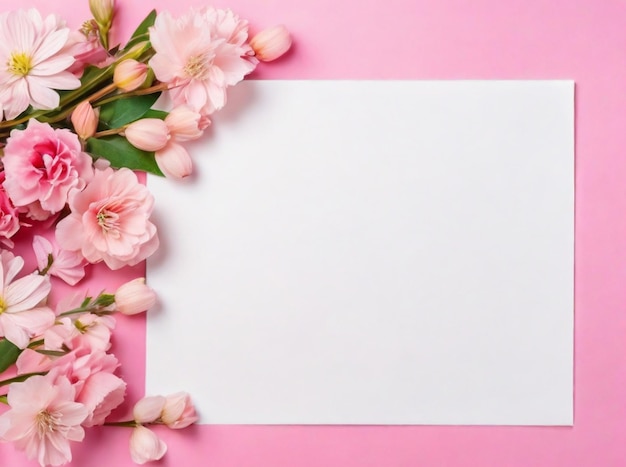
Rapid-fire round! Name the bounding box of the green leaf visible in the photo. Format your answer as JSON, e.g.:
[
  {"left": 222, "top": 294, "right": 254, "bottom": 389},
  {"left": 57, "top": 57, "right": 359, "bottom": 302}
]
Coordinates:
[
  {"left": 142, "top": 109, "right": 168, "bottom": 120},
  {"left": 0, "top": 339, "right": 21, "bottom": 373},
  {"left": 98, "top": 93, "right": 161, "bottom": 129},
  {"left": 87, "top": 135, "right": 164, "bottom": 176},
  {"left": 123, "top": 10, "right": 157, "bottom": 51}
]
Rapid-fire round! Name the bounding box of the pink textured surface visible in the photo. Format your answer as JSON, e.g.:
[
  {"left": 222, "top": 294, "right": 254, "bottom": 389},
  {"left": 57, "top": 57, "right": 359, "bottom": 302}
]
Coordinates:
[{"left": 1, "top": 0, "right": 625, "bottom": 466}]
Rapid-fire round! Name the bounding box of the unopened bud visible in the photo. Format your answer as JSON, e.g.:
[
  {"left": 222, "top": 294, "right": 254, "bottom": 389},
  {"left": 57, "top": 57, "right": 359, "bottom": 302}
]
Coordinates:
[
  {"left": 250, "top": 25, "right": 292, "bottom": 62},
  {"left": 114, "top": 59, "right": 148, "bottom": 92},
  {"left": 71, "top": 101, "right": 99, "bottom": 139}
]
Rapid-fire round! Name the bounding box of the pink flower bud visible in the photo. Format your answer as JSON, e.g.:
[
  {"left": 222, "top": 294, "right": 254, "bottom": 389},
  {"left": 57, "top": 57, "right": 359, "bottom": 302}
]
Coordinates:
[
  {"left": 133, "top": 395, "right": 166, "bottom": 424},
  {"left": 155, "top": 143, "right": 193, "bottom": 179},
  {"left": 165, "top": 106, "right": 210, "bottom": 142},
  {"left": 89, "top": 0, "right": 114, "bottom": 27},
  {"left": 129, "top": 425, "right": 167, "bottom": 465},
  {"left": 114, "top": 278, "right": 157, "bottom": 315},
  {"left": 114, "top": 59, "right": 148, "bottom": 91},
  {"left": 250, "top": 25, "right": 292, "bottom": 62},
  {"left": 125, "top": 119, "right": 170, "bottom": 152},
  {"left": 161, "top": 392, "right": 199, "bottom": 429},
  {"left": 71, "top": 100, "right": 99, "bottom": 139}
]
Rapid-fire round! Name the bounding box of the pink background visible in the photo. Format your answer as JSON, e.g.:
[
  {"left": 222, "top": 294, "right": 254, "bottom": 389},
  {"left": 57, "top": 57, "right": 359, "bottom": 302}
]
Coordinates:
[{"left": 1, "top": 0, "right": 625, "bottom": 465}]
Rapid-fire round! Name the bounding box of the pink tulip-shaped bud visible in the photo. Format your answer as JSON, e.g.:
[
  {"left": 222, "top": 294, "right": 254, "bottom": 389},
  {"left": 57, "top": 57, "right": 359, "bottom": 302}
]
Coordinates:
[
  {"left": 89, "top": 0, "right": 114, "bottom": 27},
  {"left": 155, "top": 143, "right": 193, "bottom": 179},
  {"left": 125, "top": 119, "right": 170, "bottom": 152},
  {"left": 133, "top": 395, "right": 166, "bottom": 424},
  {"left": 249, "top": 25, "right": 292, "bottom": 62},
  {"left": 165, "top": 106, "right": 210, "bottom": 142},
  {"left": 161, "top": 392, "right": 199, "bottom": 429},
  {"left": 114, "top": 59, "right": 148, "bottom": 91},
  {"left": 114, "top": 278, "right": 157, "bottom": 315},
  {"left": 129, "top": 425, "right": 167, "bottom": 465},
  {"left": 71, "top": 100, "right": 99, "bottom": 140}
]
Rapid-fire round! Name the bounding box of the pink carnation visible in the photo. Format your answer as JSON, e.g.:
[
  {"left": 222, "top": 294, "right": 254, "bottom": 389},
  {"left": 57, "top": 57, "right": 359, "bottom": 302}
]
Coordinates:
[
  {"left": 55, "top": 166, "right": 159, "bottom": 270},
  {"left": 149, "top": 7, "right": 256, "bottom": 115},
  {"left": 0, "top": 172, "right": 20, "bottom": 246},
  {"left": 2, "top": 120, "right": 94, "bottom": 221}
]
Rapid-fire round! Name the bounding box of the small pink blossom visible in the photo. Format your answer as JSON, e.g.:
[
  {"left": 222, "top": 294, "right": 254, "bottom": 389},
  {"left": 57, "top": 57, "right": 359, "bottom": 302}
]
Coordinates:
[
  {"left": 161, "top": 392, "right": 198, "bottom": 429},
  {"left": 55, "top": 166, "right": 159, "bottom": 270},
  {"left": 0, "top": 251, "right": 54, "bottom": 349},
  {"left": 114, "top": 59, "right": 148, "bottom": 91},
  {"left": 63, "top": 27, "right": 110, "bottom": 76},
  {"left": 43, "top": 314, "right": 114, "bottom": 352},
  {"left": 33, "top": 235, "right": 87, "bottom": 286},
  {"left": 165, "top": 106, "right": 210, "bottom": 142},
  {"left": 0, "top": 172, "right": 20, "bottom": 247},
  {"left": 71, "top": 100, "right": 99, "bottom": 140},
  {"left": 0, "top": 374, "right": 88, "bottom": 466},
  {"left": 250, "top": 25, "right": 292, "bottom": 62},
  {"left": 133, "top": 395, "right": 166, "bottom": 424},
  {"left": 149, "top": 7, "right": 256, "bottom": 115},
  {"left": 155, "top": 142, "right": 193, "bottom": 179},
  {"left": 2, "top": 120, "right": 94, "bottom": 221},
  {"left": 115, "top": 278, "right": 157, "bottom": 315},
  {"left": 129, "top": 425, "right": 167, "bottom": 464},
  {"left": 0, "top": 9, "right": 81, "bottom": 120},
  {"left": 125, "top": 118, "right": 170, "bottom": 151}
]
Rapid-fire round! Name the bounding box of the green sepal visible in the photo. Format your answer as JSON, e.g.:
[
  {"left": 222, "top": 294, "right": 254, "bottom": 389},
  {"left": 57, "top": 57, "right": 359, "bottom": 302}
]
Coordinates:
[{"left": 87, "top": 135, "right": 164, "bottom": 176}]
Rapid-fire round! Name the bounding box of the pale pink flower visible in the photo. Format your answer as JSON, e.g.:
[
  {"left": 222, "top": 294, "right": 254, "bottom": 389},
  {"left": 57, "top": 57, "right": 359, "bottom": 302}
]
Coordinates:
[
  {"left": 155, "top": 142, "right": 193, "bottom": 179},
  {"left": 55, "top": 166, "right": 159, "bottom": 270},
  {"left": 0, "top": 251, "right": 54, "bottom": 349},
  {"left": 71, "top": 100, "right": 99, "bottom": 140},
  {"left": 165, "top": 105, "right": 209, "bottom": 142},
  {"left": 2, "top": 120, "right": 94, "bottom": 221},
  {"left": 63, "top": 27, "right": 110, "bottom": 76},
  {"left": 0, "top": 374, "right": 88, "bottom": 466},
  {"left": 161, "top": 392, "right": 198, "bottom": 429},
  {"left": 250, "top": 25, "right": 292, "bottom": 62},
  {"left": 149, "top": 7, "right": 256, "bottom": 115},
  {"left": 43, "top": 314, "right": 114, "bottom": 352},
  {"left": 114, "top": 59, "right": 148, "bottom": 91},
  {"left": 129, "top": 425, "right": 167, "bottom": 464},
  {"left": 0, "top": 172, "right": 20, "bottom": 247},
  {"left": 77, "top": 368, "right": 126, "bottom": 427},
  {"left": 115, "top": 278, "right": 157, "bottom": 315},
  {"left": 0, "top": 9, "right": 81, "bottom": 120},
  {"left": 33, "top": 235, "right": 87, "bottom": 286},
  {"left": 133, "top": 395, "right": 166, "bottom": 424},
  {"left": 125, "top": 118, "right": 170, "bottom": 151}
]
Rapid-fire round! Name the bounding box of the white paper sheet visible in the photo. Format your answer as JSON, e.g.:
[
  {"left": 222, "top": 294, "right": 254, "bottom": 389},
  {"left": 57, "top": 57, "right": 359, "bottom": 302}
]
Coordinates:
[{"left": 146, "top": 80, "right": 574, "bottom": 425}]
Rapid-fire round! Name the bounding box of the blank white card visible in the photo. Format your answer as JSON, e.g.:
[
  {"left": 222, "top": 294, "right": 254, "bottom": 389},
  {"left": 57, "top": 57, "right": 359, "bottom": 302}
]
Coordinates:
[{"left": 146, "top": 81, "right": 574, "bottom": 425}]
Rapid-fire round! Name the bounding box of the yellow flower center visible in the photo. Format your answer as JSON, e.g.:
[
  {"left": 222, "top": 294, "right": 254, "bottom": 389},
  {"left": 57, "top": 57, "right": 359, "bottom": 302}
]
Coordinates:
[
  {"left": 7, "top": 51, "right": 33, "bottom": 77},
  {"left": 0, "top": 296, "right": 6, "bottom": 314},
  {"left": 184, "top": 54, "right": 208, "bottom": 79},
  {"left": 36, "top": 410, "right": 60, "bottom": 435}
]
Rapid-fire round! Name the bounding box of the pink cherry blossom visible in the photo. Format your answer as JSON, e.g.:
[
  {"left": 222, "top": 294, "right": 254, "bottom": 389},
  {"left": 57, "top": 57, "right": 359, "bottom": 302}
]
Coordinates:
[
  {"left": 149, "top": 7, "right": 256, "bottom": 115},
  {"left": 2, "top": 120, "right": 94, "bottom": 221},
  {"left": 129, "top": 425, "right": 167, "bottom": 464},
  {"left": 0, "top": 374, "right": 88, "bottom": 466},
  {"left": 0, "top": 9, "right": 81, "bottom": 120},
  {"left": 0, "top": 250, "right": 54, "bottom": 349},
  {"left": 0, "top": 172, "right": 20, "bottom": 247},
  {"left": 55, "top": 166, "right": 159, "bottom": 270},
  {"left": 43, "top": 314, "right": 114, "bottom": 352},
  {"left": 33, "top": 235, "right": 87, "bottom": 286}
]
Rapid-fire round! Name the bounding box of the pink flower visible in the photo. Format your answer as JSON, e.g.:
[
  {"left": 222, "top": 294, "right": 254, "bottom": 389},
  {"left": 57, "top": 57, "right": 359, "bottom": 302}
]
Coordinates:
[
  {"left": 114, "top": 59, "right": 148, "bottom": 91},
  {"left": 129, "top": 425, "right": 167, "bottom": 464},
  {"left": 133, "top": 395, "right": 166, "bottom": 424},
  {"left": 0, "top": 172, "right": 20, "bottom": 247},
  {"left": 2, "top": 120, "right": 94, "bottom": 221},
  {"left": 165, "top": 106, "right": 209, "bottom": 142},
  {"left": 250, "top": 25, "right": 292, "bottom": 62},
  {"left": 0, "top": 374, "right": 88, "bottom": 466},
  {"left": 155, "top": 142, "right": 193, "bottom": 179},
  {"left": 43, "top": 314, "right": 114, "bottom": 352},
  {"left": 71, "top": 100, "right": 99, "bottom": 140},
  {"left": 149, "top": 7, "right": 256, "bottom": 115},
  {"left": 33, "top": 235, "right": 87, "bottom": 286},
  {"left": 0, "top": 9, "right": 81, "bottom": 120},
  {"left": 115, "top": 278, "right": 157, "bottom": 315},
  {"left": 125, "top": 118, "right": 170, "bottom": 151},
  {"left": 55, "top": 166, "right": 159, "bottom": 270},
  {"left": 63, "top": 27, "right": 110, "bottom": 76},
  {"left": 0, "top": 251, "right": 54, "bottom": 349},
  {"left": 161, "top": 392, "right": 198, "bottom": 429},
  {"left": 77, "top": 367, "right": 126, "bottom": 427}
]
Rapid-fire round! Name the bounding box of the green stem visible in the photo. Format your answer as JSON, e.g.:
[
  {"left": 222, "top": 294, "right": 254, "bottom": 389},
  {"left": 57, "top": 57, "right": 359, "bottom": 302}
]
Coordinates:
[
  {"left": 104, "top": 420, "right": 138, "bottom": 428},
  {"left": 0, "top": 372, "right": 46, "bottom": 387},
  {"left": 0, "top": 395, "right": 7, "bottom": 404}
]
